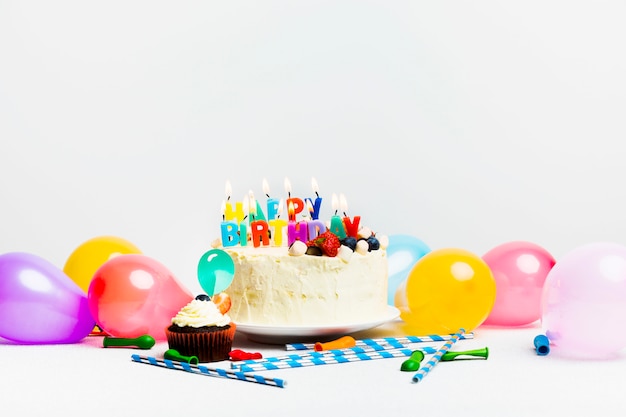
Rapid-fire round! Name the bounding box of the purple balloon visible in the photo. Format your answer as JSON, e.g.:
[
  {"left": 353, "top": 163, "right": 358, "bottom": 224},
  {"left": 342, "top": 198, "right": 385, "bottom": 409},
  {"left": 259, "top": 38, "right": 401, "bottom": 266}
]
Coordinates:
[
  {"left": 0, "top": 252, "right": 95, "bottom": 344},
  {"left": 541, "top": 242, "right": 626, "bottom": 359}
]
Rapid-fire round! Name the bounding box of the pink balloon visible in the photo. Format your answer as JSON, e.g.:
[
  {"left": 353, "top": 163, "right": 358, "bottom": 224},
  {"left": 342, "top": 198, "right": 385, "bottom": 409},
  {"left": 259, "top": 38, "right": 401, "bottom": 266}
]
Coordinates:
[
  {"left": 542, "top": 242, "right": 626, "bottom": 359},
  {"left": 482, "top": 241, "right": 555, "bottom": 327},
  {"left": 88, "top": 254, "right": 193, "bottom": 340}
]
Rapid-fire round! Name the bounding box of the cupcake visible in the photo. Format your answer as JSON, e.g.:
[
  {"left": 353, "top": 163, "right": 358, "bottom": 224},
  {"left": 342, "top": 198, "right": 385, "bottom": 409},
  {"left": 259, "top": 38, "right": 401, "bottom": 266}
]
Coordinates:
[{"left": 165, "top": 293, "right": 236, "bottom": 362}]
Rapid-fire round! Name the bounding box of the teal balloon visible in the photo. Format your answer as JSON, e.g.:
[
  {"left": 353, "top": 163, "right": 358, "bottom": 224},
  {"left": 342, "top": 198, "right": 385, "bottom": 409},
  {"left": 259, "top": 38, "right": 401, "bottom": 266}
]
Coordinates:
[
  {"left": 387, "top": 235, "right": 431, "bottom": 305},
  {"left": 197, "top": 249, "right": 235, "bottom": 296}
]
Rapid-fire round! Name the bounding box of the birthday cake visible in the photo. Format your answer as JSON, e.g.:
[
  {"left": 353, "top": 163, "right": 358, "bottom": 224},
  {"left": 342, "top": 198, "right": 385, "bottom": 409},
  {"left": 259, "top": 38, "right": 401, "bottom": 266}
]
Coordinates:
[{"left": 214, "top": 179, "right": 389, "bottom": 326}]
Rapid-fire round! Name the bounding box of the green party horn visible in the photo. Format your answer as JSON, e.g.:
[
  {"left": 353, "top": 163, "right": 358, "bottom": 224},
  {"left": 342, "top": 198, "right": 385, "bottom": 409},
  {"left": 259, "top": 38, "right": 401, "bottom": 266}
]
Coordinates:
[
  {"left": 441, "top": 347, "right": 489, "bottom": 361},
  {"left": 164, "top": 349, "right": 199, "bottom": 365},
  {"left": 400, "top": 350, "right": 425, "bottom": 372},
  {"left": 103, "top": 335, "right": 156, "bottom": 349}
]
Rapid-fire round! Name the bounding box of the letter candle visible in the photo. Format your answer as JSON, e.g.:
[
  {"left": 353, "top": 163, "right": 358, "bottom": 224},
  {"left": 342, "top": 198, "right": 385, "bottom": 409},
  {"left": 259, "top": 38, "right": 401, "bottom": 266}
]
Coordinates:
[
  {"left": 339, "top": 194, "right": 360, "bottom": 238},
  {"left": 329, "top": 193, "right": 347, "bottom": 239},
  {"left": 287, "top": 201, "right": 308, "bottom": 246},
  {"left": 309, "top": 177, "right": 322, "bottom": 220}
]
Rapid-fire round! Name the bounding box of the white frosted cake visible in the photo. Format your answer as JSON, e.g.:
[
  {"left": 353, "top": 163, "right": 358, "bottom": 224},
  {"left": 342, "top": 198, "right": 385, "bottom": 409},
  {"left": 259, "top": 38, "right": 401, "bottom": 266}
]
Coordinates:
[
  {"left": 216, "top": 179, "right": 389, "bottom": 326},
  {"left": 224, "top": 244, "right": 388, "bottom": 326}
]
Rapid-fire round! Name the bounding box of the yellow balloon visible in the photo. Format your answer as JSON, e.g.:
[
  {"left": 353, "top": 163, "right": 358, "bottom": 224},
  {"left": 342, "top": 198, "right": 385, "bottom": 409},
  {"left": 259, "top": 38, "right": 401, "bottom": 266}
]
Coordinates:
[
  {"left": 396, "top": 247, "right": 496, "bottom": 335},
  {"left": 63, "top": 236, "right": 142, "bottom": 293}
]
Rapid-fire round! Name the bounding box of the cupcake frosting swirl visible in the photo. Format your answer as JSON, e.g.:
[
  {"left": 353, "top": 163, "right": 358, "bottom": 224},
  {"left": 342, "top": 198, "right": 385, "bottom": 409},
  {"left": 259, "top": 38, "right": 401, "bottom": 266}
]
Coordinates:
[{"left": 171, "top": 299, "right": 231, "bottom": 328}]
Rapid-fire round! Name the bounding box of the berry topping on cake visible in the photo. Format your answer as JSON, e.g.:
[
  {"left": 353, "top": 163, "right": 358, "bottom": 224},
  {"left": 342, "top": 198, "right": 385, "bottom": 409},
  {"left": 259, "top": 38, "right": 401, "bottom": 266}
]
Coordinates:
[
  {"left": 340, "top": 236, "right": 358, "bottom": 251},
  {"left": 366, "top": 236, "right": 380, "bottom": 251},
  {"left": 212, "top": 292, "right": 232, "bottom": 314},
  {"left": 195, "top": 294, "right": 211, "bottom": 301},
  {"left": 305, "top": 246, "right": 323, "bottom": 256},
  {"left": 306, "top": 231, "right": 341, "bottom": 257}
]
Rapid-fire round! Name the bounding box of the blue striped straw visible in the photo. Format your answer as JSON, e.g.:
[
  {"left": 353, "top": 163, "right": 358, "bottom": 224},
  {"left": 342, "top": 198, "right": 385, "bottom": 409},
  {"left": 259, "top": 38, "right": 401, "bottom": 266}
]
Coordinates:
[
  {"left": 233, "top": 347, "right": 427, "bottom": 372},
  {"left": 285, "top": 332, "right": 474, "bottom": 351},
  {"left": 131, "top": 355, "right": 286, "bottom": 388},
  {"left": 232, "top": 344, "right": 440, "bottom": 369},
  {"left": 412, "top": 328, "right": 465, "bottom": 383}
]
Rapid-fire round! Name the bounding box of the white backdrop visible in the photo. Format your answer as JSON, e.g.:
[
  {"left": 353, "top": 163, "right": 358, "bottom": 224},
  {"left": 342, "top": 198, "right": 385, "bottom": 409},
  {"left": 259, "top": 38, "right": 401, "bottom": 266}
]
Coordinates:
[
  {"left": 3, "top": 2, "right": 626, "bottom": 416},
  {"left": 3, "top": 1, "right": 626, "bottom": 296}
]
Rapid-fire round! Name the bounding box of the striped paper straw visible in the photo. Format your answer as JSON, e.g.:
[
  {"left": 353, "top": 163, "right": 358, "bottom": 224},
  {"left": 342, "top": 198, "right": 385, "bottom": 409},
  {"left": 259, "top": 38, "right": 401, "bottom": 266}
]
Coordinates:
[
  {"left": 231, "top": 345, "right": 440, "bottom": 369},
  {"left": 233, "top": 347, "right": 421, "bottom": 372},
  {"left": 131, "top": 355, "right": 286, "bottom": 388},
  {"left": 285, "top": 332, "right": 474, "bottom": 351},
  {"left": 412, "top": 328, "right": 465, "bottom": 383}
]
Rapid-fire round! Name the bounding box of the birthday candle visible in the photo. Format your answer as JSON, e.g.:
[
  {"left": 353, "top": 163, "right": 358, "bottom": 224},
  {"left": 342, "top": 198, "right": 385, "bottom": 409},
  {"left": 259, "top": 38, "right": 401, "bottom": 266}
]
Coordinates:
[
  {"left": 309, "top": 177, "right": 323, "bottom": 220},
  {"left": 329, "top": 193, "right": 347, "bottom": 239}
]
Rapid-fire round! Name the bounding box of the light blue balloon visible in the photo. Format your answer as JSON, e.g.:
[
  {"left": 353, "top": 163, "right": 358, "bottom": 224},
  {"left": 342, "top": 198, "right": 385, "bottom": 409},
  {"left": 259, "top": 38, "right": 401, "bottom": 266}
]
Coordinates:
[{"left": 386, "top": 235, "right": 431, "bottom": 305}]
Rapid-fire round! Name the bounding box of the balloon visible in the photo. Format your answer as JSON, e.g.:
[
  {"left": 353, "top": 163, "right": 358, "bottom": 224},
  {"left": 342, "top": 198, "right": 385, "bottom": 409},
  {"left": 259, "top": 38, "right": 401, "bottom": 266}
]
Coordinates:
[
  {"left": 0, "top": 252, "right": 95, "bottom": 344},
  {"left": 63, "top": 236, "right": 142, "bottom": 293},
  {"left": 88, "top": 254, "right": 193, "bottom": 340},
  {"left": 541, "top": 242, "right": 626, "bottom": 359},
  {"left": 386, "top": 235, "right": 431, "bottom": 305},
  {"left": 482, "top": 241, "right": 555, "bottom": 327},
  {"left": 395, "top": 248, "right": 496, "bottom": 335},
  {"left": 197, "top": 249, "right": 235, "bottom": 296}
]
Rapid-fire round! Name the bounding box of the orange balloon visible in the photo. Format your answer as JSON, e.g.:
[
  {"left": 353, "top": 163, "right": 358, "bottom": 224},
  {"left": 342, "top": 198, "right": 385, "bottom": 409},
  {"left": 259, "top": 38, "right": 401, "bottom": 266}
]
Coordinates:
[
  {"left": 395, "top": 248, "right": 496, "bottom": 335},
  {"left": 63, "top": 236, "right": 142, "bottom": 293}
]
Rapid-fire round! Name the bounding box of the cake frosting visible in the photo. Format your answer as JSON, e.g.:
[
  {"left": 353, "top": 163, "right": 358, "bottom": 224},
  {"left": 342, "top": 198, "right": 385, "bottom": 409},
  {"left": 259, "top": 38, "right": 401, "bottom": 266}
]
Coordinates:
[
  {"left": 171, "top": 298, "right": 231, "bottom": 328},
  {"left": 215, "top": 179, "right": 389, "bottom": 327},
  {"left": 224, "top": 245, "right": 388, "bottom": 326}
]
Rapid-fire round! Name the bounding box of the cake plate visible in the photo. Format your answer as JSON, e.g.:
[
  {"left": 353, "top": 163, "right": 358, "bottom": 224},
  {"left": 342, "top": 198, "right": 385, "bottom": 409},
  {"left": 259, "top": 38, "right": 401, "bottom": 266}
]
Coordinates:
[{"left": 234, "top": 305, "right": 400, "bottom": 344}]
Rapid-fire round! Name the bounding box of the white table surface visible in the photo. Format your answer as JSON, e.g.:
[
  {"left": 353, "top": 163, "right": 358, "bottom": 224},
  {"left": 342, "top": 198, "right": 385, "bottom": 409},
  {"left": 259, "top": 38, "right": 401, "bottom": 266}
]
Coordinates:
[{"left": 2, "top": 318, "right": 625, "bottom": 417}]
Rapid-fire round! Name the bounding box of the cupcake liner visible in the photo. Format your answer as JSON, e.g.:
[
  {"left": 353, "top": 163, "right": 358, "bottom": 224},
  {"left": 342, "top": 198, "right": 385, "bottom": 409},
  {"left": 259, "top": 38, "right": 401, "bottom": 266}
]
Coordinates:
[{"left": 165, "top": 323, "right": 236, "bottom": 363}]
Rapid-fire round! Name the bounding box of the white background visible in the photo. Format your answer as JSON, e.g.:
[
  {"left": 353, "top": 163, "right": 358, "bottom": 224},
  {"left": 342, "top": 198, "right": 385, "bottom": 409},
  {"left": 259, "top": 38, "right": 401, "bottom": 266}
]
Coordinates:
[{"left": 2, "top": 1, "right": 626, "bottom": 416}]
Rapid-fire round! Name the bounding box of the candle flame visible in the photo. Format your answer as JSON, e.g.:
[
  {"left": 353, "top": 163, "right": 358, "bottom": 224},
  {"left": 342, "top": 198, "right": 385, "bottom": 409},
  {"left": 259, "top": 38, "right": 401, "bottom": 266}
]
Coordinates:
[
  {"left": 248, "top": 190, "right": 257, "bottom": 215},
  {"left": 284, "top": 178, "right": 292, "bottom": 195},
  {"left": 331, "top": 193, "right": 338, "bottom": 211},
  {"left": 311, "top": 177, "right": 319, "bottom": 194},
  {"left": 242, "top": 195, "right": 249, "bottom": 213},
  {"left": 288, "top": 200, "right": 295, "bottom": 221},
  {"left": 339, "top": 193, "right": 348, "bottom": 216},
  {"left": 225, "top": 181, "right": 232, "bottom": 200},
  {"left": 263, "top": 178, "right": 270, "bottom": 196}
]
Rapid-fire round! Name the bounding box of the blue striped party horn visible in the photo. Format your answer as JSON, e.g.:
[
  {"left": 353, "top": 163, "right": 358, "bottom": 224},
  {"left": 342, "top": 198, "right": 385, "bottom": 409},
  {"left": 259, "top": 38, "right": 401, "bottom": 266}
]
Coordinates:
[
  {"left": 412, "top": 328, "right": 465, "bottom": 383},
  {"left": 285, "top": 332, "right": 474, "bottom": 351},
  {"left": 131, "top": 355, "right": 286, "bottom": 388},
  {"left": 233, "top": 347, "right": 424, "bottom": 372},
  {"left": 231, "top": 344, "right": 440, "bottom": 369}
]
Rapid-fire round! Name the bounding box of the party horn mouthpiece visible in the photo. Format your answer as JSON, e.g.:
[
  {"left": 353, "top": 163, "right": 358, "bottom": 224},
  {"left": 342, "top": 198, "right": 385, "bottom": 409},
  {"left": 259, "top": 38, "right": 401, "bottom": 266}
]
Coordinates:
[
  {"left": 314, "top": 336, "right": 356, "bottom": 351},
  {"left": 440, "top": 347, "right": 489, "bottom": 361},
  {"left": 103, "top": 335, "right": 156, "bottom": 349},
  {"left": 401, "top": 350, "right": 425, "bottom": 372},
  {"left": 534, "top": 335, "right": 550, "bottom": 356},
  {"left": 164, "top": 349, "right": 199, "bottom": 364}
]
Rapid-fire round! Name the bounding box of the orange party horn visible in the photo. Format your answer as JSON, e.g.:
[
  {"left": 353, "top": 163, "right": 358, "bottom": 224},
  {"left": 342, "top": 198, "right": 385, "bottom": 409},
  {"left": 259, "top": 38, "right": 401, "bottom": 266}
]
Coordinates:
[{"left": 314, "top": 336, "right": 356, "bottom": 351}]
